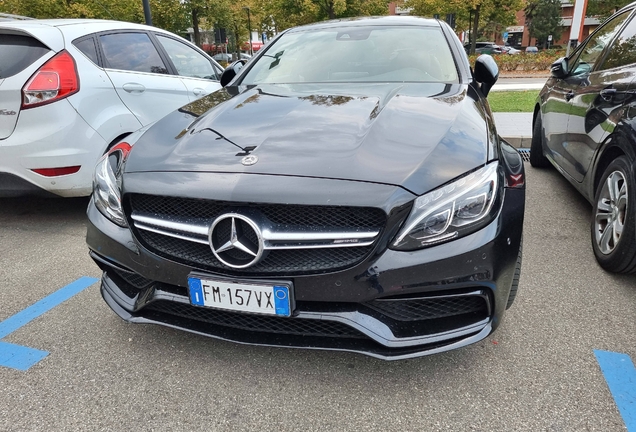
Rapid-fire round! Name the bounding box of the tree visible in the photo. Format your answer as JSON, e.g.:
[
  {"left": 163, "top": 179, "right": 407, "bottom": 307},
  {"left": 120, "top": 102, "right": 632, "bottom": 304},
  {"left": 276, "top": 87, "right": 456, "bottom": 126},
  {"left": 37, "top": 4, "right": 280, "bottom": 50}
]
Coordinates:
[
  {"left": 0, "top": 0, "right": 186, "bottom": 33},
  {"left": 405, "top": 0, "right": 522, "bottom": 53},
  {"left": 525, "top": 0, "right": 561, "bottom": 48},
  {"left": 261, "top": 0, "right": 388, "bottom": 31},
  {"left": 587, "top": 0, "right": 632, "bottom": 22},
  {"left": 151, "top": 0, "right": 189, "bottom": 34}
]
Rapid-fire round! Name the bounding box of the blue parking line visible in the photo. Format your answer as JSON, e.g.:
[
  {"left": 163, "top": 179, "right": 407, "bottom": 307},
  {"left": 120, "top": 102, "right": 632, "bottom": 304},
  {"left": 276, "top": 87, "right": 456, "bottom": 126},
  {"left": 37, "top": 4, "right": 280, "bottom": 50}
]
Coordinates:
[
  {"left": 595, "top": 350, "right": 636, "bottom": 432},
  {"left": 0, "top": 341, "right": 49, "bottom": 371},
  {"left": 0, "top": 276, "right": 98, "bottom": 371}
]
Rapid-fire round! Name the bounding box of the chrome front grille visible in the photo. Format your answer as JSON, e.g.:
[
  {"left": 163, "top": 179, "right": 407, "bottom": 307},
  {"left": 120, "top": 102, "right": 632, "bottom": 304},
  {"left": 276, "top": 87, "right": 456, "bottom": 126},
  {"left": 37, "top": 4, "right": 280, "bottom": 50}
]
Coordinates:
[
  {"left": 127, "top": 194, "right": 386, "bottom": 276},
  {"left": 131, "top": 213, "right": 380, "bottom": 251}
]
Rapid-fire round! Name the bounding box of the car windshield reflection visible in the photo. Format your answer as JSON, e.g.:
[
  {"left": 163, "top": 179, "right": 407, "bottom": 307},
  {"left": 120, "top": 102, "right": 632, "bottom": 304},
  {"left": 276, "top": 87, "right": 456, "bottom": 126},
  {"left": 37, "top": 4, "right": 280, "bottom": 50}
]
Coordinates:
[{"left": 241, "top": 26, "right": 459, "bottom": 85}]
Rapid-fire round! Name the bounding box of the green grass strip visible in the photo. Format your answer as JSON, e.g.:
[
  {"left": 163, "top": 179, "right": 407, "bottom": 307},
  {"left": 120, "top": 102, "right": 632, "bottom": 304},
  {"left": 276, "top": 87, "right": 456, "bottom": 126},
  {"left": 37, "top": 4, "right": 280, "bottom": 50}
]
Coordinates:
[{"left": 488, "top": 90, "right": 539, "bottom": 113}]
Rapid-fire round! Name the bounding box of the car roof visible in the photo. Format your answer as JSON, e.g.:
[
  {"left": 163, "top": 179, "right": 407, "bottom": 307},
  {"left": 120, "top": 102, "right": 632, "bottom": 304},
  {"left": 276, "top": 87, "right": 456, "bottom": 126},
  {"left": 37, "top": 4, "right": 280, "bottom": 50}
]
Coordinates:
[
  {"left": 0, "top": 18, "right": 184, "bottom": 50},
  {"left": 0, "top": 18, "right": 149, "bottom": 30},
  {"left": 288, "top": 16, "right": 441, "bottom": 32},
  {"left": 0, "top": 18, "right": 170, "bottom": 38}
]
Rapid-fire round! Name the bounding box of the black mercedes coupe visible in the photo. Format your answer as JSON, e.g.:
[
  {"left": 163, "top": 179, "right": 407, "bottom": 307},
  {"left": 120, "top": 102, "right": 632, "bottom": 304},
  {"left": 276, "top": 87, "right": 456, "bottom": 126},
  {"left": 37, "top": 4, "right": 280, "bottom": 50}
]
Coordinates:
[{"left": 86, "top": 17, "right": 526, "bottom": 359}]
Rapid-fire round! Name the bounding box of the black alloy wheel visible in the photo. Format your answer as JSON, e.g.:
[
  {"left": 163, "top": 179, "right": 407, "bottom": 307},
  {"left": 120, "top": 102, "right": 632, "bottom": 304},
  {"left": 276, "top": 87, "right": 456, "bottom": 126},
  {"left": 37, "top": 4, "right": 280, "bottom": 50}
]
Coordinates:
[
  {"left": 530, "top": 114, "right": 550, "bottom": 168},
  {"left": 591, "top": 156, "right": 636, "bottom": 273}
]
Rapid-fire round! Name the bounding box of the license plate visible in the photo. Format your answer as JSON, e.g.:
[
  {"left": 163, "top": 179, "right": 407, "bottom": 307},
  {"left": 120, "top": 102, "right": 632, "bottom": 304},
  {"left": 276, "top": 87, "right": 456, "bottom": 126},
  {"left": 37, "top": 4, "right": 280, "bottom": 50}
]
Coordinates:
[{"left": 187, "top": 275, "right": 292, "bottom": 317}]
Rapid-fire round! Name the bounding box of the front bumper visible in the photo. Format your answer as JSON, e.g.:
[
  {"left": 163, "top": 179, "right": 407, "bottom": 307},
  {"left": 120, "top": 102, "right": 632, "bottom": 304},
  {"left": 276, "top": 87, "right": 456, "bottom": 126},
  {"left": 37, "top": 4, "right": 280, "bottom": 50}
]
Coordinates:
[{"left": 86, "top": 178, "right": 524, "bottom": 360}]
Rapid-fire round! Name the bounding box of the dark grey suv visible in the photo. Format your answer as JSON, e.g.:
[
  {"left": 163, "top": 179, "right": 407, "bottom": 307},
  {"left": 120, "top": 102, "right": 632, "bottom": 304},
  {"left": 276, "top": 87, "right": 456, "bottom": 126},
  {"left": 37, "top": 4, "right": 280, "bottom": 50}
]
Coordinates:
[{"left": 531, "top": 1, "right": 636, "bottom": 273}]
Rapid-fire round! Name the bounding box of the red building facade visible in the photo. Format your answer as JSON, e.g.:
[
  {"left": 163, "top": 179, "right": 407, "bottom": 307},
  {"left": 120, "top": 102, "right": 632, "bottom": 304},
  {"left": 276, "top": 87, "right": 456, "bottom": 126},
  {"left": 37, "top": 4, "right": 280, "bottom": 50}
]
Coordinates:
[{"left": 388, "top": 1, "right": 601, "bottom": 49}]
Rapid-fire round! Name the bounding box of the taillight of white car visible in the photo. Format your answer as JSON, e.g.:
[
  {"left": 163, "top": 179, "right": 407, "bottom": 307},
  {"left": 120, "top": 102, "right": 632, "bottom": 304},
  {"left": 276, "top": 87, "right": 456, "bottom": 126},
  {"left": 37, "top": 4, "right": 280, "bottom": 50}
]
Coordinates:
[{"left": 21, "top": 50, "right": 79, "bottom": 109}]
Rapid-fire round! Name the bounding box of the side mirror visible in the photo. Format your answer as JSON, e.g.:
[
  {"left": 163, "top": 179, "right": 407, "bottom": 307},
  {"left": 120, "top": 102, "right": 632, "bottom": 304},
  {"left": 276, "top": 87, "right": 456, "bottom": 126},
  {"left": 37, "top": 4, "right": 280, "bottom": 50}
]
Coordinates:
[
  {"left": 551, "top": 57, "right": 568, "bottom": 79},
  {"left": 220, "top": 59, "right": 247, "bottom": 87},
  {"left": 474, "top": 54, "right": 499, "bottom": 97}
]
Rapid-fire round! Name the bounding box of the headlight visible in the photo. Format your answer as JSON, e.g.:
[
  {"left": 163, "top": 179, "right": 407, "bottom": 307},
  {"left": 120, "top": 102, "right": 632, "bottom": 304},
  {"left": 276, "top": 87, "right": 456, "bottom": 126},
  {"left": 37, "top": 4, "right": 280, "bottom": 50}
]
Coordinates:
[
  {"left": 391, "top": 161, "right": 501, "bottom": 251},
  {"left": 93, "top": 142, "right": 132, "bottom": 227}
]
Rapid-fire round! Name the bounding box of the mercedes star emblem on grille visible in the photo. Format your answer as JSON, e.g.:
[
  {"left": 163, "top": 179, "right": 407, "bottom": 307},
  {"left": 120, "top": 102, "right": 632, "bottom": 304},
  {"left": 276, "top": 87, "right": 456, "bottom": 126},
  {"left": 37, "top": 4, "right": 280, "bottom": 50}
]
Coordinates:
[{"left": 209, "top": 213, "right": 264, "bottom": 269}]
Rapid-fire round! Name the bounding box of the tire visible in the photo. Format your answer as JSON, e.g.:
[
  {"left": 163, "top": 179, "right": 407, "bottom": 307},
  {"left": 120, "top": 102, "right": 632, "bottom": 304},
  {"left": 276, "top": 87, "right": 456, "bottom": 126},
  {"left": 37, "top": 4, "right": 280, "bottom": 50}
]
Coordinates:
[
  {"left": 530, "top": 114, "right": 550, "bottom": 168},
  {"left": 591, "top": 156, "right": 636, "bottom": 273},
  {"left": 506, "top": 238, "right": 523, "bottom": 309}
]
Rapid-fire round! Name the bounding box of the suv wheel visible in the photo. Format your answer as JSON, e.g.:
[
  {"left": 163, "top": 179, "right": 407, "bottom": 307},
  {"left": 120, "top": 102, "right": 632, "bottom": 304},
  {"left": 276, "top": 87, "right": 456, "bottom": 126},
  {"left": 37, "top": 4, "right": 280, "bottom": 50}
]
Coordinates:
[
  {"left": 591, "top": 156, "right": 636, "bottom": 273},
  {"left": 530, "top": 114, "right": 550, "bottom": 168}
]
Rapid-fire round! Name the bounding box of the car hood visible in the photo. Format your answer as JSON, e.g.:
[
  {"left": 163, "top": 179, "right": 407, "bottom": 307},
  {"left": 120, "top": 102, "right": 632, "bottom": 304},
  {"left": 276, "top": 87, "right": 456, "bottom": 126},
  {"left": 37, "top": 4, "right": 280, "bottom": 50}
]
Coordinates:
[{"left": 124, "top": 82, "right": 491, "bottom": 196}]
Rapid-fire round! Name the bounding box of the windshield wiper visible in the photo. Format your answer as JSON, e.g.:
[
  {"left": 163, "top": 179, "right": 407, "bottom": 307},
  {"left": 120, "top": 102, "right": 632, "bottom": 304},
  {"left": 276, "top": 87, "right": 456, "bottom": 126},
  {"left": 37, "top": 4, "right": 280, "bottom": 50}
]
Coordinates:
[{"left": 196, "top": 127, "right": 256, "bottom": 156}]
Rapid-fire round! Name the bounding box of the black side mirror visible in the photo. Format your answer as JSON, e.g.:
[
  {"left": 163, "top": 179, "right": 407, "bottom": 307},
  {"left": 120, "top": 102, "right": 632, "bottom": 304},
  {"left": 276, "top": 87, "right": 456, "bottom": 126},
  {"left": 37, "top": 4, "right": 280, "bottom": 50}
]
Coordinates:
[
  {"left": 550, "top": 57, "right": 568, "bottom": 79},
  {"left": 220, "top": 59, "right": 247, "bottom": 87},
  {"left": 474, "top": 54, "right": 499, "bottom": 97}
]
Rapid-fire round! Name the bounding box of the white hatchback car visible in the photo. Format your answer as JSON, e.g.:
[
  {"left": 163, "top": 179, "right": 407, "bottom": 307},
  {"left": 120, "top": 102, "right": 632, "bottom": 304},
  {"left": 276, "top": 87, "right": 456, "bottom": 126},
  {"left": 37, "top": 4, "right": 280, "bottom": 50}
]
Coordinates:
[{"left": 0, "top": 19, "right": 223, "bottom": 197}]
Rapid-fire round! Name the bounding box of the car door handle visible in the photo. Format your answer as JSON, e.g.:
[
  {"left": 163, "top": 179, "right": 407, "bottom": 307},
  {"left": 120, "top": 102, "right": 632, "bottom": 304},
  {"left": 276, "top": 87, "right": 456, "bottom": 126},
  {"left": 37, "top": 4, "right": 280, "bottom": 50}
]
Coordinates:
[
  {"left": 192, "top": 88, "right": 206, "bottom": 96},
  {"left": 565, "top": 90, "right": 574, "bottom": 101},
  {"left": 122, "top": 83, "right": 146, "bottom": 93}
]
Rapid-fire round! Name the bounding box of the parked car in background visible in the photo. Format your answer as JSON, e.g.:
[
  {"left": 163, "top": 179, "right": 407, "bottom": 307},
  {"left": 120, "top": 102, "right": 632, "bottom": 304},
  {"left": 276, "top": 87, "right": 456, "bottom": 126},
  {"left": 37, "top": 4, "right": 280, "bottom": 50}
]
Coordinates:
[
  {"left": 0, "top": 19, "right": 224, "bottom": 197},
  {"left": 87, "top": 16, "right": 525, "bottom": 359},
  {"left": 525, "top": 46, "right": 539, "bottom": 53},
  {"left": 464, "top": 42, "right": 503, "bottom": 54},
  {"left": 212, "top": 53, "right": 232, "bottom": 62},
  {"left": 213, "top": 53, "right": 251, "bottom": 62},
  {"left": 531, "top": 1, "right": 636, "bottom": 273},
  {"left": 502, "top": 45, "right": 521, "bottom": 55}
]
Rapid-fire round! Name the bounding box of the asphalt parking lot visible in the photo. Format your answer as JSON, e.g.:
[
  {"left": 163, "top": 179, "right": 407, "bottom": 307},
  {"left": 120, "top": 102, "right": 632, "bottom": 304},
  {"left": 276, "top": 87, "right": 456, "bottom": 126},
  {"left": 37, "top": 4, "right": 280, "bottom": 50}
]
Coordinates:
[{"left": 1, "top": 166, "right": 635, "bottom": 431}]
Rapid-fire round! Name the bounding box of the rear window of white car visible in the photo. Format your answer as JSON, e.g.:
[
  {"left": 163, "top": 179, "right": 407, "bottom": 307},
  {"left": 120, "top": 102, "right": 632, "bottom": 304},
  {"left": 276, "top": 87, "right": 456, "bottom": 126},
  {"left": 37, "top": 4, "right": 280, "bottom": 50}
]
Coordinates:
[
  {"left": 99, "top": 32, "right": 168, "bottom": 74},
  {"left": 73, "top": 37, "right": 99, "bottom": 65},
  {"left": 0, "top": 34, "right": 49, "bottom": 78}
]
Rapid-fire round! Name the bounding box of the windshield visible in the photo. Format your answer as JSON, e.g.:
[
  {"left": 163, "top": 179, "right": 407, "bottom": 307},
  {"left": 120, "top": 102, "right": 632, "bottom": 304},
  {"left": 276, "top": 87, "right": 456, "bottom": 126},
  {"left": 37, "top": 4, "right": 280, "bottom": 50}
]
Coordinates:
[{"left": 241, "top": 26, "right": 458, "bottom": 84}]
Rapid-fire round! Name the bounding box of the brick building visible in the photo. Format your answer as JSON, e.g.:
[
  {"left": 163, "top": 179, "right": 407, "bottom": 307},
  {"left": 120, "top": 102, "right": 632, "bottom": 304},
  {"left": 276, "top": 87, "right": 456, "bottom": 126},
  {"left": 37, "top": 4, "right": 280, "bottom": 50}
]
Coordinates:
[
  {"left": 388, "top": 0, "right": 601, "bottom": 49},
  {"left": 498, "top": 1, "right": 600, "bottom": 48}
]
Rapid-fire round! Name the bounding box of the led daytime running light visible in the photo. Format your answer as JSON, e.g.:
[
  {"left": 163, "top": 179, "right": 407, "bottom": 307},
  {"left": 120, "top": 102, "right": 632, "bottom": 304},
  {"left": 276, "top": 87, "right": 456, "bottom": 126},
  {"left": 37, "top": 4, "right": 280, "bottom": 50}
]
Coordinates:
[{"left": 392, "top": 162, "right": 499, "bottom": 250}]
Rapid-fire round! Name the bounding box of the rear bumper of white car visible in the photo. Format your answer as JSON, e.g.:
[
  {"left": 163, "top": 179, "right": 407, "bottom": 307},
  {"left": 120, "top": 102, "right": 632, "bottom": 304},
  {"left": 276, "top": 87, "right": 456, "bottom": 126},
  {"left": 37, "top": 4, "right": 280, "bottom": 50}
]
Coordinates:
[{"left": 0, "top": 99, "right": 106, "bottom": 198}]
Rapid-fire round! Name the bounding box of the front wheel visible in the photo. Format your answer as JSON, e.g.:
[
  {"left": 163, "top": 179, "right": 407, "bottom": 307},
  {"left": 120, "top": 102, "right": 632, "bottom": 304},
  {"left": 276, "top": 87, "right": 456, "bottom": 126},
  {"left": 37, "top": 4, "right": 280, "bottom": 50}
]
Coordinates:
[
  {"left": 591, "top": 156, "right": 636, "bottom": 273},
  {"left": 530, "top": 114, "right": 550, "bottom": 168}
]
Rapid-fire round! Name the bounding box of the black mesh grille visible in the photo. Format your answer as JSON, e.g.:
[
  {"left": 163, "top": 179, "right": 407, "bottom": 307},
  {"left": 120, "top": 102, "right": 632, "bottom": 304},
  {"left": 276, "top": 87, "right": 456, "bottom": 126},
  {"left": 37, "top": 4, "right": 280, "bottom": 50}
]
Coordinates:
[
  {"left": 129, "top": 194, "right": 386, "bottom": 228},
  {"left": 112, "top": 269, "right": 154, "bottom": 289},
  {"left": 145, "top": 300, "right": 367, "bottom": 338},
  {"left": 128, "top": 194, "right": 385, "bottom": 275},
  {"left": 260, "top": 205, "right": 385, "bottom": 228},
  {"left": 367, "top": 295, "right": 487, "bottom": 322},
  {"left": 140, "top": 230, "right": 373, "bottom": 275},
  {"left": 131, "top": 194, "right": 225, "bottom": 220}
]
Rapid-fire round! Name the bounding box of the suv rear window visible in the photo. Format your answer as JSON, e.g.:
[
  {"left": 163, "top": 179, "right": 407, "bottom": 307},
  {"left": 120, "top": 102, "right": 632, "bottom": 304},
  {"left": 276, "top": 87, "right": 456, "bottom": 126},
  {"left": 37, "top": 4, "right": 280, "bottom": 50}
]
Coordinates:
[{"left": 0, "top": 34, "right": 49, "bottom": 78}]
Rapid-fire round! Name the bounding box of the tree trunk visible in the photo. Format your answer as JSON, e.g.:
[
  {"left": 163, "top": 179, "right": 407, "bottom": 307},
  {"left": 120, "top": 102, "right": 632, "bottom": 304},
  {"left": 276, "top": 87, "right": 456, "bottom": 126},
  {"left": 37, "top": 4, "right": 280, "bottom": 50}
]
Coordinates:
[
  {"left": 328, "top": 0, "right": 335, "bottom": 19},
  {"left": 192, "top": 8, "right": 201, "bottom": 48},
  {"left": 470, "top": 4, "right": 480, "bottom": 56}
]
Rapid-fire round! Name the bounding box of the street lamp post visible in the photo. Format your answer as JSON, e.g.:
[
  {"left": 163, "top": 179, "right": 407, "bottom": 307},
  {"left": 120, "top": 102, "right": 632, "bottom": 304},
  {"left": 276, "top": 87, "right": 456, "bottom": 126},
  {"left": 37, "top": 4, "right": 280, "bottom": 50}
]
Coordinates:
[
  {"left": 243, "top": 7, "right": 253, "bottom": 56},
  {"left": 142, "top": 0, "right": 152, "bottom": 25}
]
